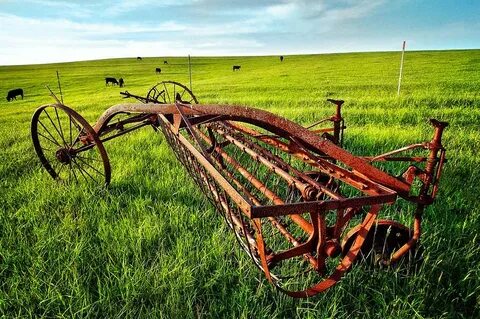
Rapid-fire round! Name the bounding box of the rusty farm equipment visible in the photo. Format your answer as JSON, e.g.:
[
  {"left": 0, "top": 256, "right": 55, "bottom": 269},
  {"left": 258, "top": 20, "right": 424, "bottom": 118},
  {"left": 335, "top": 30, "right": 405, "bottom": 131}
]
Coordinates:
[{"left": 31, "top": 81, "right": 447, "bottom": 297}]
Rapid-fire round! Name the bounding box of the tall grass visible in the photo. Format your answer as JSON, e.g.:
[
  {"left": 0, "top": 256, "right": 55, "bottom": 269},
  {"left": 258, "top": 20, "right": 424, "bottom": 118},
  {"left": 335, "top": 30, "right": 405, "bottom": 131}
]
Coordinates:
[{"left": 0, "top": 50, "right": 479, "bottom": 318}]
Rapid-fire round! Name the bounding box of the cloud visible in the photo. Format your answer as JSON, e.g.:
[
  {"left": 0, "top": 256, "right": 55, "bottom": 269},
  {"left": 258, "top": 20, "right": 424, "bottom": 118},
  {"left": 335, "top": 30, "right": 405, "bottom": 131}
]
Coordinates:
[
  {"left": 265, "top": 2, "right": 298, "bottom": 18},
  {"left": 317, "top": 0, "right": 386, "bottom": 22},
  {"left": 24, "top": 0, "right": 97, "bottom": 18},
  {"left": 0, "top": 13, "right": 186, "bottom": 37},
  {"left": 0, "top": 12, "right": 267, "bottom": 64},
  {"left": 0, "top": 0, "right": 391, "bottom": 65},
  {"left": 104, "top": 0, "right": 195, "bottom": 16}
]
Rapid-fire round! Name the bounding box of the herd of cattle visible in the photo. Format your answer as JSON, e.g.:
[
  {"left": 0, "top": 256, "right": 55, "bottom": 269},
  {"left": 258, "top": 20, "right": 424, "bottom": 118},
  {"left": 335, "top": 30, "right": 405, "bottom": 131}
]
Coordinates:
[{"left": 5, "top": 56, "right": 285, "bottom": 102}]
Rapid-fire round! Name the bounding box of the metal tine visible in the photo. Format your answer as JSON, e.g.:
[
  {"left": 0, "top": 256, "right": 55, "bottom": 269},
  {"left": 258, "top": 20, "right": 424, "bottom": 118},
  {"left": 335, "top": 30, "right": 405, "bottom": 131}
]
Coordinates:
[
  {"left": 195, "top": 127, "right": 314, "bottom": 236},
  {"left": 226, "top": 121, "right": 386, "bottom": 196},
  {"left": 221, "top": 123, "right": 344, "bottom": 200},
  {"left": 199, "top": 128, "right": 318, "bottom": 267},
  {"left": 212, "top": 126, "right": 320, "bottom": 201}
]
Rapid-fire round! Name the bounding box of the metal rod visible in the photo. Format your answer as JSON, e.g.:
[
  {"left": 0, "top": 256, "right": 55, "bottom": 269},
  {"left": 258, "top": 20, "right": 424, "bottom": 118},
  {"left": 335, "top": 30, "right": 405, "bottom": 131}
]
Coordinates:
[
  {"left": 222, "top": 124, "right": 344, "bottom": 200},
  {"left": 194, "top": 127, "right": 314, "bottom": 235},
  {"left": 159, "top": 114, "right": 253, "bottom": 216},
  {"left": 397, "top": 40, "right": 406, "bottom": 96},
  {"left": 214, "top": 127, "right": 315, "bottom": 198},
  {"left": 188, "top": 54, "right": 192, "bottom": 91},
  {"left": 100, "top": 121, "right": 152, "bottom": 143},
  {"left": 56, "top": 71, "right": 64, "bottom": 104},
  {"left": 201, "top": 131, "right": 318, "bottom": 266},
  {"left": 226, "top": 122, "right": 388, "bottom": 196}
]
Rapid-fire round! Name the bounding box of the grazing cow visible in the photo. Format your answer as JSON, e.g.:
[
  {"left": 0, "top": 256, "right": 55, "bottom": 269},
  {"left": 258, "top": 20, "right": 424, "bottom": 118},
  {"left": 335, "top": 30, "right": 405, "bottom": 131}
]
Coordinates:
[
  {"left": 280, "top": 55, "right": 284, "bottom": 62},
  {"left": 137, "top": 57, "right": 142, "bottom": 60},
  {"left": 232, "top": 65, "right": 241, "bottom": 71},
  {"left": 163, "top": 60, "right": 168, "bottom": 64},
  {"left": 105, "top": 77, "right": 118, "bottom": 86},
  {"left": 6, "top": 88, "right": 23, "bottom": 101},
  {"left": 118, "top": 78, "right": 124, "bottom": 87},
  {"left": 155, "top": 67, "right": 161, "bottom": 74}
]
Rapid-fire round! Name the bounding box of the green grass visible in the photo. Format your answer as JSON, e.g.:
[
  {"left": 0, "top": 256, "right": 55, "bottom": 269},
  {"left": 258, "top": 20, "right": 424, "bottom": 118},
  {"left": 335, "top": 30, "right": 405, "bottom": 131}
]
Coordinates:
[{"left": 1, "top": 50, "right": 479, "bottom": 318}]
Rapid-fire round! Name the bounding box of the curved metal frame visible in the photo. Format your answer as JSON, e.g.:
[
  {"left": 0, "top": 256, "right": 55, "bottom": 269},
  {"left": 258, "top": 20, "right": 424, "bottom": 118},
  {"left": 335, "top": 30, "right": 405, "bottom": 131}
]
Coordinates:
[{"left": 30, "top": 84, "right": 448, "bottom": 298}]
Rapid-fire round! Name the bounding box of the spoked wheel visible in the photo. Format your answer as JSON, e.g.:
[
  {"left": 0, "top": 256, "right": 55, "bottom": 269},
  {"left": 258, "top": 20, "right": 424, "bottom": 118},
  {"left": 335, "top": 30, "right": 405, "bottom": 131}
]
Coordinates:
[
  {"left": 146, "top": 81, "right": 198, "bottom": 104},
  {"left": 251, "top": 205, "right": 382, "bottom": 297},
  {"left": 341, "top": 219, "right": 415, "bottom": 267},
  {"left": 31, "top": 104, "right": 111, "bottom": 186}
]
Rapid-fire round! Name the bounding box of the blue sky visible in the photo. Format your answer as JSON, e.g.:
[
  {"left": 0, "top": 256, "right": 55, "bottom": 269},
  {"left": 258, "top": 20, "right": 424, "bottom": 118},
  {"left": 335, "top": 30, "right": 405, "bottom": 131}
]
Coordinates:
[{"left": 0, "top": 0, "right": 479, "bottom": 65}]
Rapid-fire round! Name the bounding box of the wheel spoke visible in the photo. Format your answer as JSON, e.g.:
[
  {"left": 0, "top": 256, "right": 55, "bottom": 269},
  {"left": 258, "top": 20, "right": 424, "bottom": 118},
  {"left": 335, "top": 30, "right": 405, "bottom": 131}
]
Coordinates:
[
  {"left": 75, "top": 154, "right": 104, "bottom": 162},
  {"left": 69, "top": 161, "right": 79, "bottom": 183},
  {"left": 72, "top": 159, "right": 98, "bottom": 183},
  {"left": 75, "top": 156, "right": 105, "bottom": 177},
  {"left": 37, "top": 131, "right": 61, "bottom": 147},
  {"left": 70, "top": 127, "right": 88, "bottom": 150},
  {"left": 56, "top": 163, "right": 66, "bottom": 179},
  {"left": 44, "top": 109, "right": 66, "bottom": 147},
  {"left": 69, "top": 115, "right": 73, "bottom": 145},
  {"left": 54, "top": 107, "right": 68, "bottom": 147},
  {"left": 70, "top": 116, "right": 83, "bottom": 132},
  {"left": 71, "top": 160, "right": 90, "bottom": 183},
  {"left": 163, "top": 82, "right": 171, "bottom": 103},
  {"left": 179, "top": 87, "right": 187, "bottom": 99},
  {"left": 38, "top": 120, "right": 62, "bottom": 147}
]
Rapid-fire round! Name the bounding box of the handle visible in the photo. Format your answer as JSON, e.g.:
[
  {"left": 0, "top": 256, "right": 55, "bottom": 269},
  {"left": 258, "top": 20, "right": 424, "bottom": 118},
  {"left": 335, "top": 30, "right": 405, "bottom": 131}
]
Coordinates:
[
  {"left": 327, "top": 99, "right": 344, "bottom": 121},
  {"left": 429, "top": 119, "right": 449, "bottom": 148}
]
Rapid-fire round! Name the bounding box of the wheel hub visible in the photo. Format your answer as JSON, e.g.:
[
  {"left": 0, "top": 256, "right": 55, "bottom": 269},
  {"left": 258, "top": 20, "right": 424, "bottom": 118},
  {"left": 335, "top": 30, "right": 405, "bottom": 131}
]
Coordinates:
[
  {"left": 56, "top": 148, "right": 73, "bottom": 164},
  {"left": 341, "top": 219, "right": 414, "bottom": 266}
]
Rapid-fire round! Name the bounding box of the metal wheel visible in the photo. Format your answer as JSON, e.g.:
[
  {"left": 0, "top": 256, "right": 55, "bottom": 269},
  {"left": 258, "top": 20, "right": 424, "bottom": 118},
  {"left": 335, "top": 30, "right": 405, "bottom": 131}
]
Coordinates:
[
  {"left": 31, "top": 104, "right": 111, "bottom": 186},
  {"left": 341, "top": 219, "right": 414, "bottom": 267},
  {"left": 146, "top": 81, "right": 198, "bottom": 104}
]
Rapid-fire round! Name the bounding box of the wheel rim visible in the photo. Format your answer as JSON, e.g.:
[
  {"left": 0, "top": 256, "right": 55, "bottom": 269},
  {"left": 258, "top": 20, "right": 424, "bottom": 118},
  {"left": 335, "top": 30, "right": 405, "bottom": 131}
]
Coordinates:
[
  {"left": 31, "top": 104, "right": 111, "bottom": 186},
  {"left": 146, "top": 81, "right": 198, "bottom": 104},
  {"left": 341, "top": 219, "right": 413, "bottom": 266}
]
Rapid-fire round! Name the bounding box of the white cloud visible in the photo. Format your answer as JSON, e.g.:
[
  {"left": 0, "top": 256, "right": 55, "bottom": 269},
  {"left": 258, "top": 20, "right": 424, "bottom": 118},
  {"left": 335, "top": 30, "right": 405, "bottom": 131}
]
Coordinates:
[
  {"left": 25, "top": 0, "right": 96, "bottom": 18},
  {"left": 0, "top": 13, "right": 268, "bottom": 64},
  {"left": 105, "top": 0, "right": 194, "bottom": 16},
  {"left": 0, "top": 0, "right": 392, "bottom": 65},
  {"left": 265, "top": 2, "right": 298, "bottom": 18},
  {"left": 319, "top": 0, "right": 385, "bottom": 22}
]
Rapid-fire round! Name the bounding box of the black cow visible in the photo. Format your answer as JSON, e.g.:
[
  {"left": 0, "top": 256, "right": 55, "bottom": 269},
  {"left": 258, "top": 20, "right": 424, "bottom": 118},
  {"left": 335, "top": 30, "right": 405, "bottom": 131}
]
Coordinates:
[
  {"left": 118, "top": 78, "right": 124, "bottom": 87},
  {"left": 137, "top": 57, "right": 142, "bottom": 60},
  {"left": 155, "top": 67, "right": 161, "bottom": 74},
  {"left": 280, "top": 55, "right": 284, "bottom": 62},
  {"left": 6, "top": 88, "right": 23, "bottom": 101},
  {"left": 105, "top": 77, "right": 118, "bottom": 86},
  {"left": 232, "top": 65, "right": 241, "bottom": 71},
  {"left": 163, "top": 60, "right": 168, "bottom": 64}
]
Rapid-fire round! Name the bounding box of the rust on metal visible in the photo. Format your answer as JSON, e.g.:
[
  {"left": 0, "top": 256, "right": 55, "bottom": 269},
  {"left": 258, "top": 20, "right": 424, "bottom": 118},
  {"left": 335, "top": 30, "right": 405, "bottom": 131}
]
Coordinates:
[{"left": 31, "top": 81, "right": 448, "bottom": 298}]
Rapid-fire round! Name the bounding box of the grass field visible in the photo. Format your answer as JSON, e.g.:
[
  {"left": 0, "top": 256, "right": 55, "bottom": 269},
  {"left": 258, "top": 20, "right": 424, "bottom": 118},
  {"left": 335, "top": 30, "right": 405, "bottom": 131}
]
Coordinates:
[{"left": 0, "top": 50, "right": 479, "bottom": 318}]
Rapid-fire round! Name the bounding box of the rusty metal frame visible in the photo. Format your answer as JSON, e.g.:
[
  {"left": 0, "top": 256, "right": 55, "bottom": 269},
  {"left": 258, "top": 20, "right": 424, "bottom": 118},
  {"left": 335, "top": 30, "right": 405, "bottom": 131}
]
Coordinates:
[{"left": 31, "top": 85, "right": 448, "bottom": 298}]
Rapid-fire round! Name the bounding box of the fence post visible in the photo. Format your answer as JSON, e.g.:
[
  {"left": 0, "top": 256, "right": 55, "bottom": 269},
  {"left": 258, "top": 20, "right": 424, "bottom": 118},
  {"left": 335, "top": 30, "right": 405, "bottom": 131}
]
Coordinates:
[
  {"left": 397, "top": 40, "right": 406, "bottom": 96},
  {"left": 188, "top": 54, "right": 192, "bottom": 91}
]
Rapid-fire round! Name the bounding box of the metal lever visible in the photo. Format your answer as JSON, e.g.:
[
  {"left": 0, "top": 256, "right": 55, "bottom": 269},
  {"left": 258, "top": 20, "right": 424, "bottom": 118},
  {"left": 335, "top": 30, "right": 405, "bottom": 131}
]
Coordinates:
[{"left": 429, "top": 119, "right": 448, "bottom": 148}]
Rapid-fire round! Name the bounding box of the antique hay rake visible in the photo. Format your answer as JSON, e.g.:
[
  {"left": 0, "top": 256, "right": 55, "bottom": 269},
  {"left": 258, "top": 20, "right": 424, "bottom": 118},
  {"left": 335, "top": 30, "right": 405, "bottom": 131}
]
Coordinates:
[{"left": 31, "top": 81, "right": 448, "bottom": 297}]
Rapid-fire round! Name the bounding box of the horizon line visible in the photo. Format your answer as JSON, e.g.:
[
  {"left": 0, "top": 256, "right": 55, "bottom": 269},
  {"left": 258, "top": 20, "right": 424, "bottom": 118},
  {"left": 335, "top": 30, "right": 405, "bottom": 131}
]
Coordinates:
[{"left": 1, "top": 47, "right": 479, "bottom": 67}]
